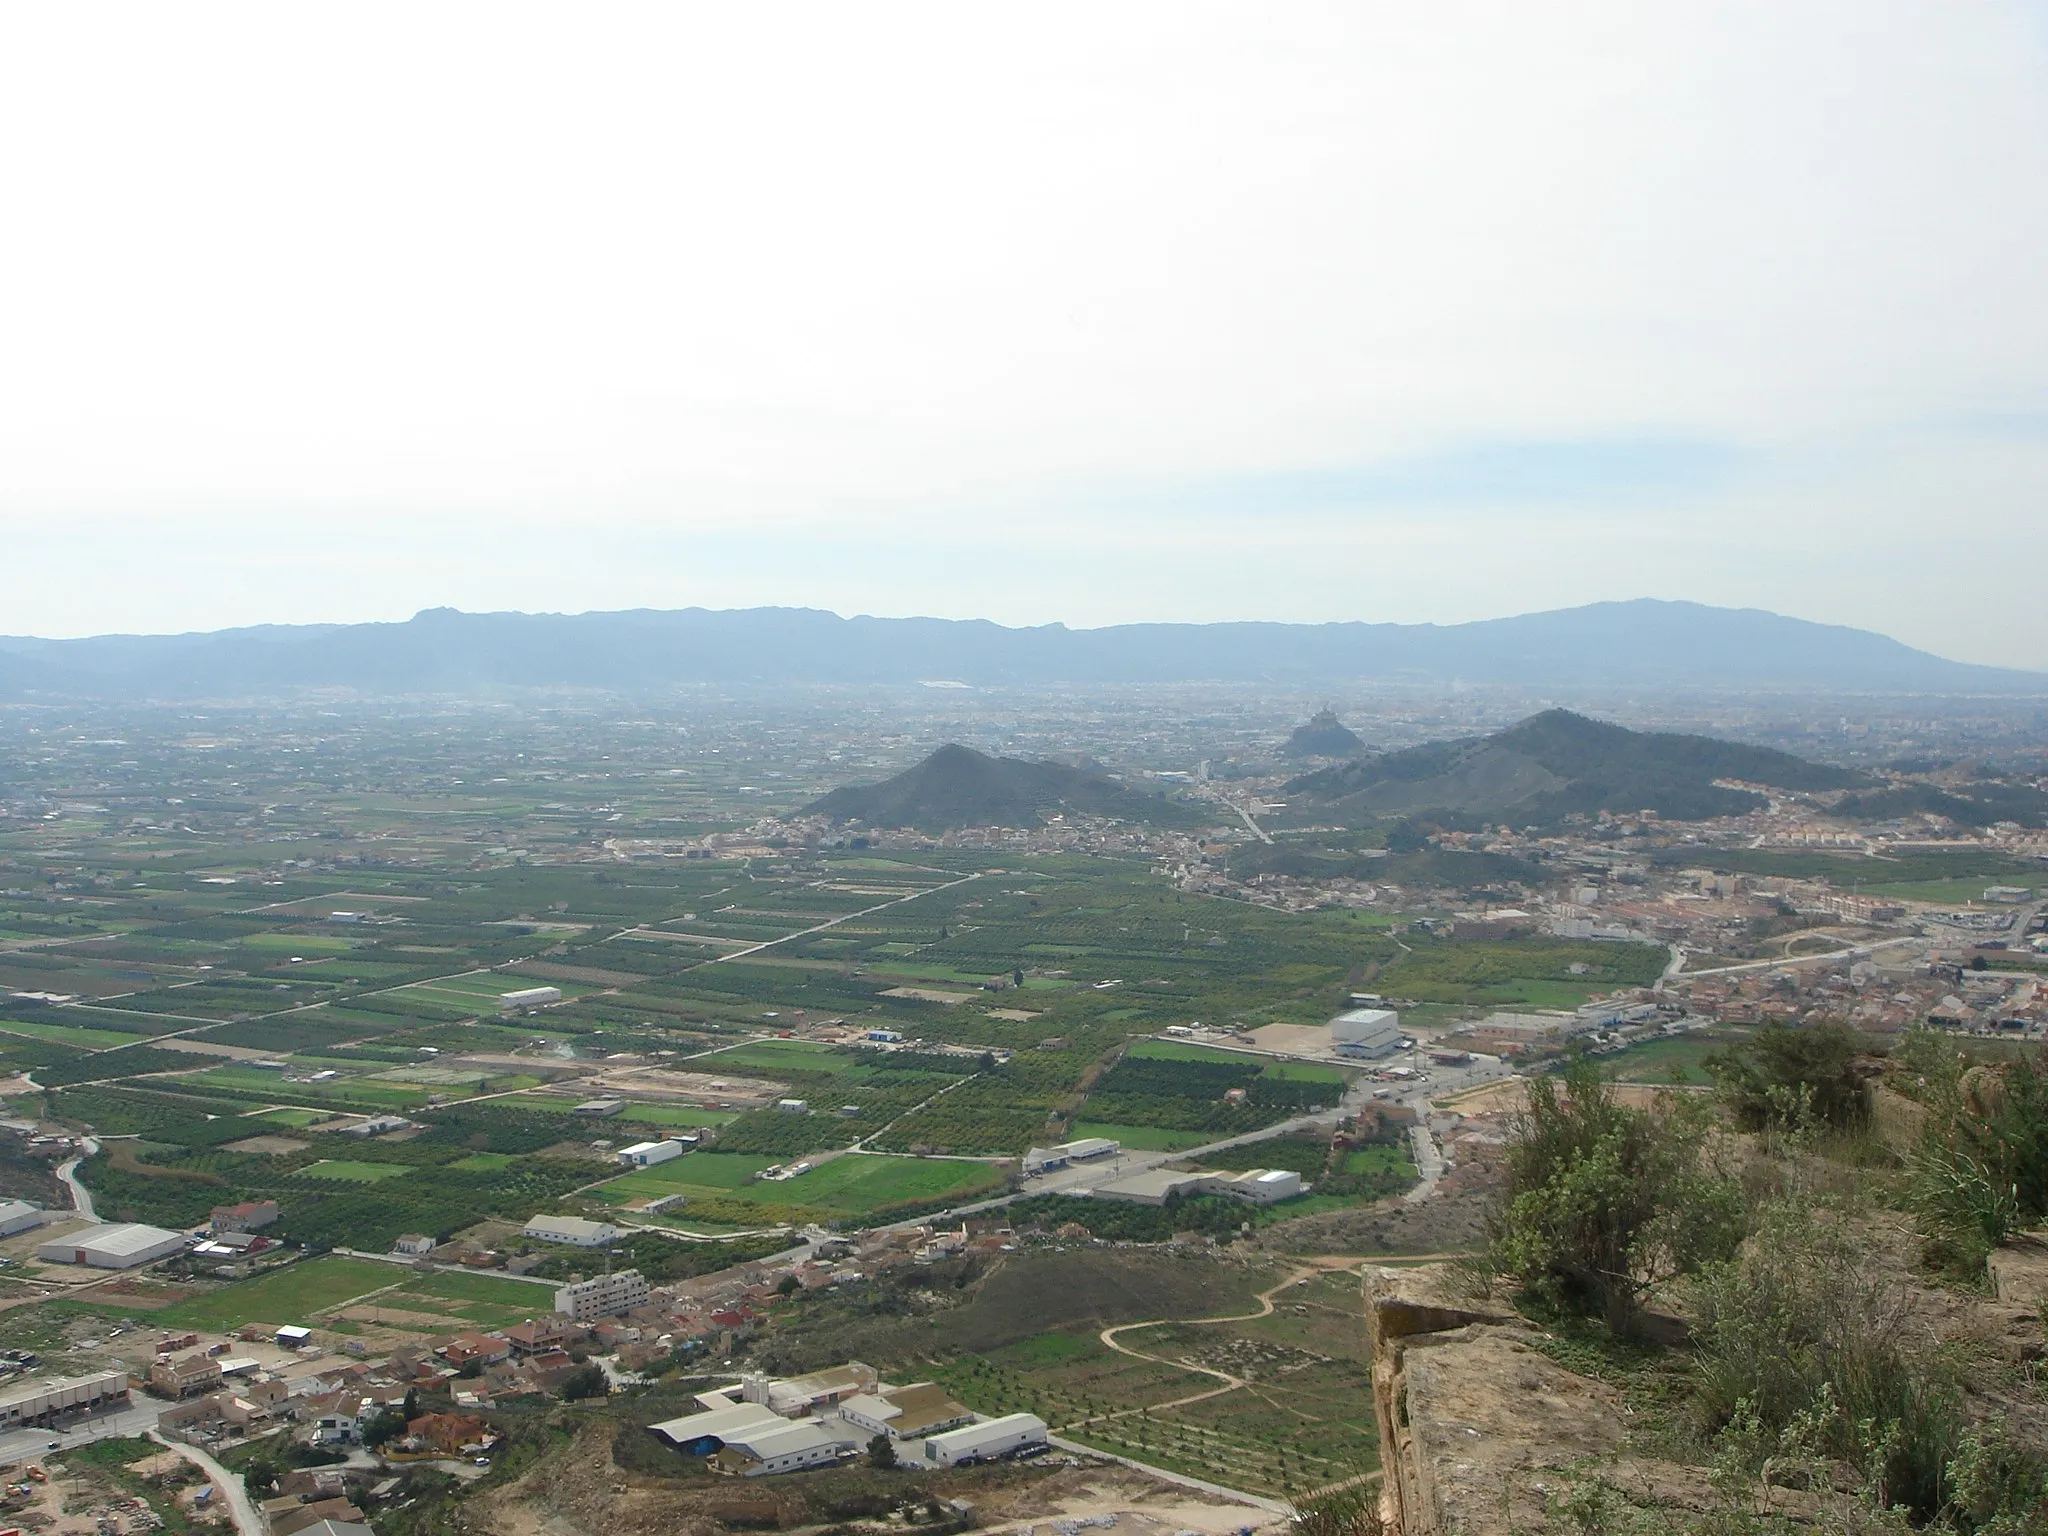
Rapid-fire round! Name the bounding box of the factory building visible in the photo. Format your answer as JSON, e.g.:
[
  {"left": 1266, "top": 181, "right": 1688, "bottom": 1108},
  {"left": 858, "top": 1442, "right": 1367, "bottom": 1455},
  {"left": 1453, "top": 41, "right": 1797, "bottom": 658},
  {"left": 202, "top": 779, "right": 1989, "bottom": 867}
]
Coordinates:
[
  {"left": 616, "top": 1140, "right": 686, "bottom": 1168},
  {"left": 1084, "top": 1167, "right": 1304, "bottom": 1207},
  {"left": 523, "top": 1215, "right": 619, "bottom": 1247},
  {"left": 498, "top": 986, "right": 563, "bottom": 1013},
  {"left": 647, "top": 1400, "right": 844, "bottom": 1476},
  {"left": 0, "top": 1371, "right": 130, "bottom": 1429},
  {"left": 837, "top": 1383, "right": 975, "bottom": 1442},
  {"left": 35, "top": 1222, "right": 189, "bottom": 1269},
  {"left": 1022, "top": 1137, "right": 1120, "bottom": 1175},
  {"left": 922, "top": 1413, "right": 1048, "bottom": 1466},
  {"left": 1329, "top": 1007, "right": 1403, "bottom": 1059},
  {"left": 0, "top": 1199, "right": 45, "bottom": 1237}
]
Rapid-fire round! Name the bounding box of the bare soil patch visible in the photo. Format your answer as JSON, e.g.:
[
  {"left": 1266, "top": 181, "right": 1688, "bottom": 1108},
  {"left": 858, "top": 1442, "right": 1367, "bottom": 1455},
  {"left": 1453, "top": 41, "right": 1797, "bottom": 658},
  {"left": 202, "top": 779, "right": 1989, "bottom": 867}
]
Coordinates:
[{"left": 223, "top": 1134, "right": 310, "bottom": 1155}]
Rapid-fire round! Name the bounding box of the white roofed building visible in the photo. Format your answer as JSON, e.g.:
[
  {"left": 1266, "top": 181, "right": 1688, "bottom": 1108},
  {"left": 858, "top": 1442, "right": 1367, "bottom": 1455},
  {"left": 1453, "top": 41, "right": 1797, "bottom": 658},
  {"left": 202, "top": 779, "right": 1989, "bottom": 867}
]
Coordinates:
[
  {"left": 36, "top": 1222, "right": 188, "bottom": 1268},
  {"left": 1330, "top": 1007, "right": 1402, "bottom": 1058},
  {"left": 523, "top": 1215, "right": 619, "bottom": 1247}
]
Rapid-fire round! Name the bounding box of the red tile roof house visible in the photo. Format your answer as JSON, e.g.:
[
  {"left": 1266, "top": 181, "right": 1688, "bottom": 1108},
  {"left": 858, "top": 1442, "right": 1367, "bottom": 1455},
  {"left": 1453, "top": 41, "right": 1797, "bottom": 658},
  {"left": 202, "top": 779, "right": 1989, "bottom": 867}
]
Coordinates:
[
  {"left": 436, "top": 1333, "right": 512, "bottom": 1369},
  {"left": 501, "top": 1318, "right": 569, "bottom": 1356},
  {"left": 524, "top": 1351, "right": 586, "bottom": 1395}
]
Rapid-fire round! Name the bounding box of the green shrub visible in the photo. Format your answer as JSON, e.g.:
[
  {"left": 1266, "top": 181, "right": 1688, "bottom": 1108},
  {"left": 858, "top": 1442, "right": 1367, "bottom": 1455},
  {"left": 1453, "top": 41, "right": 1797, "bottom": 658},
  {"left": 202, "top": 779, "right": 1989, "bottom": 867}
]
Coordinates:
[
  {"left": 1704, "top": 1021, "right": 1871, "bottom": 1133},
  {"left": 1491, "top": 1052, "right": 1741, "bottom": 1332}
]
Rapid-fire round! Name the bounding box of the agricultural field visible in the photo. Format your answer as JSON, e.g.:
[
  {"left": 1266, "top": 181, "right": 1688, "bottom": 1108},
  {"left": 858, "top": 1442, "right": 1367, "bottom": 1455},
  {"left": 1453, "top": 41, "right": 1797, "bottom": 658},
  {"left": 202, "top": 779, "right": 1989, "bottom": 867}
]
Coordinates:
[
  {"left": 1596, "top": 1027, "right": 1750, "bottom": 1084},
  {"left": 155, "top": 1254, "right": 405, "bottom": 1329},
  {"left": 766, "top": 1245, "right": 1364, "bottom": 1499},
  {"left": 152, "top": 1252, "right": 556, "bottom": 1333},
  {"left": 592, "top": 1148, "right": 1004, "bottom": 1226},
  {"left": 298, "top": 1158, "right": 414, "bottom": 1182},
  {"left": 0, "top": 696, "right": 1706, "bottom": 1266}
]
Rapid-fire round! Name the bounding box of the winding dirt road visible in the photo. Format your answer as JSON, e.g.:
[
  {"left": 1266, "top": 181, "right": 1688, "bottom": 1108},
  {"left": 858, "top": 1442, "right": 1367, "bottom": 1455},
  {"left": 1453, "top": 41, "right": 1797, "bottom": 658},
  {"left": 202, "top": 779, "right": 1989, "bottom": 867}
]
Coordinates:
[{"left": 1072, "top": 1256, "right": 1367, "bottom": 1426}]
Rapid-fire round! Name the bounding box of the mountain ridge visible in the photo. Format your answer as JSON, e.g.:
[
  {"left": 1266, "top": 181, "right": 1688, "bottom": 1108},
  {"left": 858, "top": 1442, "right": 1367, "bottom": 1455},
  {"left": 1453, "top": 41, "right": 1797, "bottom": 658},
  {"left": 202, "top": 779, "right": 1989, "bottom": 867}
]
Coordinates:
[
  {"left": 0, "top": 599, "right": 2038, "bottom": 697},
  {"left": 803, "top": 744, "right": 1198, "bottom": 832},
  {"left": 1286, "top": 708, "right": 1873, "bottom": 825}
]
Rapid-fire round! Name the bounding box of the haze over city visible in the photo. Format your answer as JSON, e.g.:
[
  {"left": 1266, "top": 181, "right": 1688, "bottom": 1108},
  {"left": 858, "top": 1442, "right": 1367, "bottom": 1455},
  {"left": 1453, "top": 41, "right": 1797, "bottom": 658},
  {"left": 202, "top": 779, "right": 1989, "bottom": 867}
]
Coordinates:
[{"left": 3, "top": 3, "right": 2047, "bottom": 664}]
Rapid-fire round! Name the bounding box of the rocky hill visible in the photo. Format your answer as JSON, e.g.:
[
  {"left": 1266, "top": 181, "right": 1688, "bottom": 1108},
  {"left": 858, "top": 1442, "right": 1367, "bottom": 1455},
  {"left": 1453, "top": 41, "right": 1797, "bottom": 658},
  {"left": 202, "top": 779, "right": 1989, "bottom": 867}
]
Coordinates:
[
  {"left": 1286, "top": 708, "right": 1869, "bottom": 825},
  {"left": 804, "top": 744, "right": 1197, "bottom": 831},
  {"left": 1282, "top": 708, "right": 1366, "bottom": 758}
]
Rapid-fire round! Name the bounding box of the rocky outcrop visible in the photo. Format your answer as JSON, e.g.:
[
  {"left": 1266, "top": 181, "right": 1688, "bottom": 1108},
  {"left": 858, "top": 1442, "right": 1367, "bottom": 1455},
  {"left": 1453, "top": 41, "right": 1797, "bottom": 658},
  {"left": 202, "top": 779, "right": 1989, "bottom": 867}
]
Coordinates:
[
  {"left": 1366, "top": 1267, "right": 1724, "bottom": 1536},
  {"left": 1990, "top": 1233, "right": 2048, "bottom": 1312}
]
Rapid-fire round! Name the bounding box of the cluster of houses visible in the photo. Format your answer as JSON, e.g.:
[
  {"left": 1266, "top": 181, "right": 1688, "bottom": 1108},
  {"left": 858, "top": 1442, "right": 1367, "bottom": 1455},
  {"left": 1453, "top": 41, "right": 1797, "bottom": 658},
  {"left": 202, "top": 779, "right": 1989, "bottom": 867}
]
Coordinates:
[
  {"left": 1675, "top": 955, "right": 2048, "bottom": 1037},
  {"left": 230, "top": 1414, "right": 495, "bottom": 1536}
]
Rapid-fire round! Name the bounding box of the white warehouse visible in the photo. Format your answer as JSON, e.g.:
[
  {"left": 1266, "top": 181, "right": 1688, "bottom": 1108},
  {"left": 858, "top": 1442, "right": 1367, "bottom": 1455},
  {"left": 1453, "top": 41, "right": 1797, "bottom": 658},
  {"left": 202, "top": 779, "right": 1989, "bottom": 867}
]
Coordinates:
[
  {"left": 617, "top": 1140, "right": 686, "bottom": 1168},
  {"left": 499, "top": 986, "right": 563, "bottom": 1012},
  {"left": 36, "top": 1222, "right": 189, "bottom": 1269},
  {"left": 523, "top": 1215, "right": 619, "bottom": 1247},
  {"left": 922, "top": 1413, "right": 1048, "bottom": 1466},
  {"left": 1330, "top": 1007, "right": 1402, "bottom": 1059}
]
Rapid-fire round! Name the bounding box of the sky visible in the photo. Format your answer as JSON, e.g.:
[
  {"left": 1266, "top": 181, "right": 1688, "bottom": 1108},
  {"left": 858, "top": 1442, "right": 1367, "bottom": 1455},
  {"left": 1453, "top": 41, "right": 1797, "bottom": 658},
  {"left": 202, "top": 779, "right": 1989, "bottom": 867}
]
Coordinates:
[{"left": 3, "top": 3, "right": 2046, "bottom": 666}]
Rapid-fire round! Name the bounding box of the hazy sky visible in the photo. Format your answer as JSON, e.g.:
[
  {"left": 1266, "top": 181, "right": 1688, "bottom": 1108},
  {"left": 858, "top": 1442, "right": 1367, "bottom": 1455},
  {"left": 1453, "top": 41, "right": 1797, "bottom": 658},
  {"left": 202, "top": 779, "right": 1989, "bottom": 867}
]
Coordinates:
[{"left": 4, "top": 3, "right": 2046, "bottom": 665}]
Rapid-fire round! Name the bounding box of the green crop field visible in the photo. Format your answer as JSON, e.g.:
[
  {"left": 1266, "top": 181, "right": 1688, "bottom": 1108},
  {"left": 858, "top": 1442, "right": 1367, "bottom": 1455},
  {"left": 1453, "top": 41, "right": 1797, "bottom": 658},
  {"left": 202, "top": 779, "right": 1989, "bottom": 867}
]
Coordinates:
[
  {"left": 157, "top": 1256, "right": 403, "bottom": 1329},
  {"left": 1599, "top": 1029, "right": 1748, "bottom": 1084},
  {"left": 593, "top": 1148, "right": 1001, "bottom": 1220},
  {"left": 1065, "top": 1120, "right": 1213, "bottom": 1150},
  {"left": 0, "top": 1018, "right": 149, "bottom": 1048},
  {"left": 694, "top": 1039, "right": 857, "bottom": 1074},
  {"left": 450, "top": 1151, "right": 516, "bottom": 1170},
  {"left": 253, "top": 1106, "right": 327, "bottom": 1126},
  {"left": 298, "top": 1159, "right": 414, "bottom": 1182}
]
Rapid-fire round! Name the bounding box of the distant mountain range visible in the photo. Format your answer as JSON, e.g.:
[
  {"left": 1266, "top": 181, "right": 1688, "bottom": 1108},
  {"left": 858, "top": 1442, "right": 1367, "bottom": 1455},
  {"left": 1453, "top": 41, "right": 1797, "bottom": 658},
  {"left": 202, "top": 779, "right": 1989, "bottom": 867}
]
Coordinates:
[
  {"left": 0, "top": 599, "right": 2038, "bottom": 697},
  {"left": 1286, "top": 708, "right": 1871, "bottom": 825},
  {"left": 804, "top": 744, "right": 1198, "bottom": 832}
]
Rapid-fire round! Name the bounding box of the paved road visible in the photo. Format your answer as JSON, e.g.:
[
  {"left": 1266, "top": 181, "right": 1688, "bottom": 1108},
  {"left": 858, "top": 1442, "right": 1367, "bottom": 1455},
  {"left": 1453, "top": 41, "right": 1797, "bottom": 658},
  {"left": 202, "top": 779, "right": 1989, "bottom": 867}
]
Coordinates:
[
  {"left": 1675, "top": 934, "right": 1923, "bottom": 978},
  {"left": 149, "top": 1430, "right": 260, "bottom": 1536},
  {"left": 1402, "top": 1121, "right": 1445, "bottom": 1205},
  {"left": 55, "top": 1137, "right": 99, "bottom": 1221}
]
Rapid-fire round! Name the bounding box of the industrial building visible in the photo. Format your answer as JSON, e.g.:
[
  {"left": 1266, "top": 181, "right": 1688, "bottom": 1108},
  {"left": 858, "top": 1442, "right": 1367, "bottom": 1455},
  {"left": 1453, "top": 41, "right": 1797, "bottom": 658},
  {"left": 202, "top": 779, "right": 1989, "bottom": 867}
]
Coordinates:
[
  {"left": 523, "top": 1214, "right": 619, "bottom": 1247},
  {"left": 0, "top": 1370, "right": 130, "bottom": 1430},
  {"left": 1330, "top": 1007, "right": 1403, "bottom": 1058},
  {"left": 1479, "top": 1011, "right": 1600, "bottom": 1040},
  {"left": 708, "top": 1363, "right": 878, "bottom": 1418},
  {"left": 1023, "top": 1137, "right": 1120, "bottom": 1175},
  {"left": 616, "top": 1140, "right": 686, "bottom": 1168},
  {"left": 1085, "top": 1167, "right": 1304, "bottom": 1207},
  {"left": 837, "top": 1383, "right": 974, "bottom": 1442},
  {"left": 498, "top": 986, "right": 563, "bottom": 1012},
  {"left": 648, "top": 1400, "right": 845, "bottom": 1476},
  {"left": 922, "top": 1412, "right": 1048, "bottom": 1465},
  {"left": 0, "top": 1199, "right": 44, "bottom": 1237},
  {"left": 35, "top": 1222, "right": 189, "bottom": 1269},
  {"left": 554, "top": 1268, "right": 650, "bottom": 1322}
]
